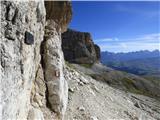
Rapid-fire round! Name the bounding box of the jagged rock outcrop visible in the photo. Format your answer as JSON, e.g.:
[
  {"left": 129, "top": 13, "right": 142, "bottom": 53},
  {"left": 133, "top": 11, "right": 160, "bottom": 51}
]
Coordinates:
[
  {"left": 62, "top": 29, "right": 100, "bottom": 64},
  {"left": 94, "top": 44, "right": 101, "bottom": 60},
  {"left": 1, "top": 1, "right": 72, "bottom": 120},
  {"left": 42, "top": 1, "right": 72, "bottom": 119}
]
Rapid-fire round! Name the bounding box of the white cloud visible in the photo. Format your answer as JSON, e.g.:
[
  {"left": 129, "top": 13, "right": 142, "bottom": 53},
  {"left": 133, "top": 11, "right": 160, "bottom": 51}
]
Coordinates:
[
  {"left": 115, "top": 4, "right": 159, "bottom": 18},
  {"left": 95, "top": 37, "right": 119, "bottom": 43},
  {"left": 100, "top": 42, "right": 159, "bottom": 52},
  {"left": 120, "top": 43, "right": 127, "bottom": 48},
  {"left": 97, "top": 38, "right": 113, "bottom": 42},
  {"left": 114, "top": 38, "right": 119, "bottom": 41},
  {"left": 95, "top": 33, "right": 160, "bottom": 52},
  {"left": 132, "top": 33, "right": 160, "bottom": 43}
]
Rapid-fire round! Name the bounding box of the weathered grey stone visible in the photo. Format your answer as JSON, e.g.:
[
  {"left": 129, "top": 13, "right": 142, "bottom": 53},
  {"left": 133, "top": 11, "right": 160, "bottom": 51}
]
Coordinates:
[
  {"left": 6, "top": 3, "right": 16, "bottom": 21},
  {"left": 69, "top": 87, "right": 74, "bottom": 93},
  {"left": 1, "top": 1, "right": 46, "bottom": 119},
  {"left": 1, "top": 1, "right": 72, "bottom": 120},
  {"left": 78, "top": 106, "right": 85, "bottom": 111},
  {"left": 36, "top": 2, "right": 46, "bottom": 22},
  {"left": 43, "top": 20, "right": 68, "bottom": 118}
]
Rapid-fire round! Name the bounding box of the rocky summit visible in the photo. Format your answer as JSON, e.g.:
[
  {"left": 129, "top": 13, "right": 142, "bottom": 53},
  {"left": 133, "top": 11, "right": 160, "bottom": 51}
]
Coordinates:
[
  {"left": 1, "top": 1, "right": 160, "bottom": 120},
  {"left": 62, "top": 29, "right": 100, "bottom": 64}
]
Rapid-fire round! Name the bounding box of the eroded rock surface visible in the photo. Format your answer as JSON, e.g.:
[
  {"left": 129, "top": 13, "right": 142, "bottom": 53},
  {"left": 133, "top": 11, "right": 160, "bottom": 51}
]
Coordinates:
[
  {"left": 41, "top": 1, "right": 72, "bottom": 119},
  {"left": 42, "top": 20, "right": 68, "bottom": 119},
  {"left": 62, "top": 29, "right": 100, "bottom": 64},
  {"left": 1, "top": 1, "right": 46, "bottom": 119},
  {"left": 1, "top": 1, "right": 72, "bottom": 120}
]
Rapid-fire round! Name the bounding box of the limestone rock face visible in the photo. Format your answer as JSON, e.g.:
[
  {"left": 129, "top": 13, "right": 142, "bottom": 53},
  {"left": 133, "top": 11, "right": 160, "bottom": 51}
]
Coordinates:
[
  {"left": 42, "top": 20, "right": 68, "bottom": 118},
  {"left": 1, "top": 1, "right": 72, "bottom": 120},
  {"left": 41, "top": 1, "right": 72, "bottom": 119},
  {"left": 1, "top": 0, "right": 46, "bottom": 119},
  {"left": 62, "top": 29, "right": 100, "bottom": 64}
]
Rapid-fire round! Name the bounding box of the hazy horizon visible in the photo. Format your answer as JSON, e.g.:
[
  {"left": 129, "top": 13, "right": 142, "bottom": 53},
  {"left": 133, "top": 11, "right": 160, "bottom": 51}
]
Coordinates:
[{"left": 101, "top": 49, "right": 160, "bottom": 53}]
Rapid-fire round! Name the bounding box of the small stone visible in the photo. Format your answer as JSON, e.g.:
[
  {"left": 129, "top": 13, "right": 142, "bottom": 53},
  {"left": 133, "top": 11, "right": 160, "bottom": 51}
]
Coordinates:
[
  {"left": 78, "top": 106, "right": 85, "bottom": 111},
  {"left": 69, "top": 87, "right": 74, "bottom": 93},
  {"left": 89, "top": 89, "right": 96, "bottom": 96},
  {"left": 80, "top": 77, "right": 89, "bottom": 84},
  {"left": 78, "top": 81, "right": 84, "bottom": 86},
  {"left": 25, "top": 31, "right": 34, "bottom": 45},
  {"left": 55, "top": 70, "right": 60, "bottom": 77},
  {"left": 134, "top": 101, "right": 140, "bottom": 108},
  {"left": 91, "top": 85, "right": 99, "bottom": 93}
]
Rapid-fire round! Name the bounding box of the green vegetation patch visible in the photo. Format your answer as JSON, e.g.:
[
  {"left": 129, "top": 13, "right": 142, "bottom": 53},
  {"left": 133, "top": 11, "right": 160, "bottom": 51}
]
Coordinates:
[
  {"left": 79, "top": 63, "right": 93, "bottom": 68},
  {"left": 121, "top": 77, "right": 155, "bottom": 97},
  {"left": 89, "top": 73, "right": 157, "bottom": 98},
  {"left": 65, "top": 61, "right": 75, "bottom": 69}
]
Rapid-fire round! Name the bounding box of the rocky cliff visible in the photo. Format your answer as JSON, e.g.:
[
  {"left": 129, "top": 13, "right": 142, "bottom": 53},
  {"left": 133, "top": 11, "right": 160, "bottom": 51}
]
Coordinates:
[
  {"left": 62, "top": 29, "right": 100, "bottom": 64},
  {"left": 1, "top": 1, "right": 160, "bottom": 120},
  {"left": 1, "top": 1, "right": 72, "bottom": 120}
]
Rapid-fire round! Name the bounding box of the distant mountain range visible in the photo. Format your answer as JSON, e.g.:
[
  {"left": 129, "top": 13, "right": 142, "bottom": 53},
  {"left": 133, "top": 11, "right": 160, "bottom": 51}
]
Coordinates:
[{"left": 101, "top": 50, "right": 160, "bottom": 80}]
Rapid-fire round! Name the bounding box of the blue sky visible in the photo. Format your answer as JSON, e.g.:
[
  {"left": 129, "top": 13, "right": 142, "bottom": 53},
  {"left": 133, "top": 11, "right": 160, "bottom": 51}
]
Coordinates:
[{"left": 69, "top": 1, "right": 160, "bottom": 52}]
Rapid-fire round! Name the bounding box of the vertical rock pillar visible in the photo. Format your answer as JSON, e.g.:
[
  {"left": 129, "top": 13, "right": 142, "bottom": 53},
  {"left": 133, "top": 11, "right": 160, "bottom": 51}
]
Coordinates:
[
  {"left": 43, "top": 20, "right": 68, "bottom": 119},
  {"left": 43, "top": 1, "right": 72, "bottom": 119}
]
